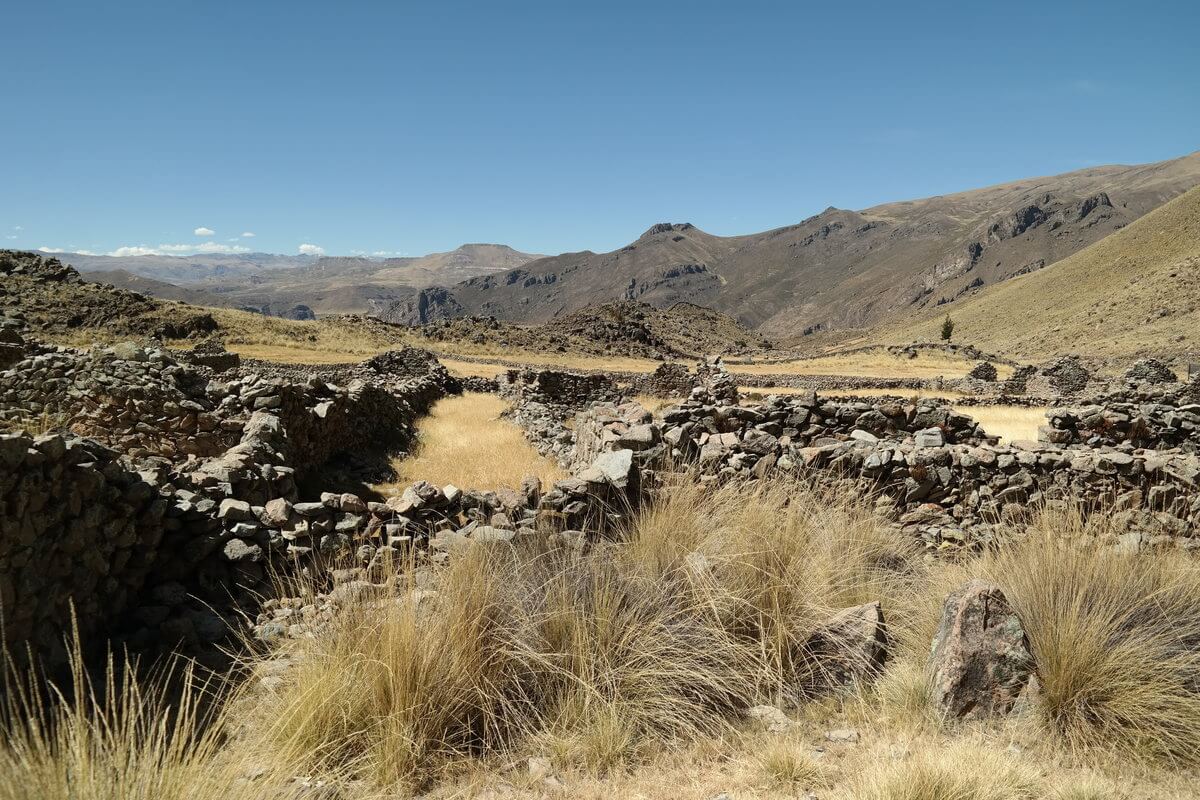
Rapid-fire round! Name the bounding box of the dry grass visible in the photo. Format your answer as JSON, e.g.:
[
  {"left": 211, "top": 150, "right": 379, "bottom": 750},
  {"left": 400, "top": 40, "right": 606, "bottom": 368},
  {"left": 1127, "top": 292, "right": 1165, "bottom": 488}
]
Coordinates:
[
  {"left": 251, "top": 540, "right": 763, "bottom": 790},
  {"left": 625, "top": 479, "right": 924, "bottom": 695},
  {"left": 236, "top": 478, "right": 927, "bottom": 791},
  {"left": 726, "top": 350, "right": 1013, "bottom": 380},
  {"left": 984, "top": 520, "right": 1200, "bottom": 764},
  {"left": 952, "top": 404, "right": 1047, "bottom": 444},
  {"left": 848, "top": 738, "right": 1043, "bottom": 800},
  {"left": 631, "top": 395, "right": 673, "bottom": 414},
  {"left": 0, "top": 647, "right": 299, "bottom": 800},
  {"left": 439, "top": 358, "right": 509, "bottom": 379},
  {"left": 375, "top": 392, "right": 564, "bottom": 493},
  {"left": 9, "top": 481, "right": 1200, "bottom": 798},
  {"left": 0, "top": 410, "right": 69, "bottom": 435}
]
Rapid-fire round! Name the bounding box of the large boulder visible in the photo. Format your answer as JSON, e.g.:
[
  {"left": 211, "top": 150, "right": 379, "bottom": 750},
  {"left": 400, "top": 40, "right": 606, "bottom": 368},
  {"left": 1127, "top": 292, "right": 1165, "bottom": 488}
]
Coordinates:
[{"left": 929, "top": 580, "right": 1035, "bottom": 720}]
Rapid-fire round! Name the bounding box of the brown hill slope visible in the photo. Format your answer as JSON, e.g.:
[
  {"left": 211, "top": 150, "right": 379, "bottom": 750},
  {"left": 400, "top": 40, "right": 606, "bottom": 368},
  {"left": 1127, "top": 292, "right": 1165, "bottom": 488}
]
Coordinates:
[
  {"left": 871, "top": 185, "right": 1200, "bottom": 361},
  {"left": 378, "top": 152, "right": 1200, "bottom": 336}
]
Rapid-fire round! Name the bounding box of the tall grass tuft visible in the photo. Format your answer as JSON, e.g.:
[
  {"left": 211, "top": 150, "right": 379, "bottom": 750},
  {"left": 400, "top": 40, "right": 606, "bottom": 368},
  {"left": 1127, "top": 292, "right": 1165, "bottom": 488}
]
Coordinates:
[
  {"left": 851, "top": 739, "right": 1043, "bottom": 800},
  {"left": 985, "top": 515, "right": 1200, "bottom": 764},
  {"left": 255, "top": 538, "right": 765, "bottom": 788},
  {"left": 626, "top": 477, "right": 923, "bottom": 696},
  {"left": 0, "top": 643, "right": 290, "bottom": 800}
]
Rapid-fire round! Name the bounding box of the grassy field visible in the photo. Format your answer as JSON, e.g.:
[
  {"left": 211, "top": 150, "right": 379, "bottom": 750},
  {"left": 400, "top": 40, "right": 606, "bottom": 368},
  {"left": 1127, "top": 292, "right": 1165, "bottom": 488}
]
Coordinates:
[
  {"left": 954, "top": 405, "right": 1047, "bottom": 444},
  {"left": 728, "top": 349, "right": 1014, "bottom": 380},
  {"left": 5, "top": 479, "right": 1198, "bottom": 798},
  {"left": 373, "top": 393, "right": 565, "bottom": 493}
]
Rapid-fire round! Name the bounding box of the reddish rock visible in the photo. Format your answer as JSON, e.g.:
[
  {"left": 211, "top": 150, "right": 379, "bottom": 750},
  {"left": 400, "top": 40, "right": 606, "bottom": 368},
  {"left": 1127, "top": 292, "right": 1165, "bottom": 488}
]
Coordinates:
[{"left": 929, "top": 579, "right": 1034, "bottom": 720}]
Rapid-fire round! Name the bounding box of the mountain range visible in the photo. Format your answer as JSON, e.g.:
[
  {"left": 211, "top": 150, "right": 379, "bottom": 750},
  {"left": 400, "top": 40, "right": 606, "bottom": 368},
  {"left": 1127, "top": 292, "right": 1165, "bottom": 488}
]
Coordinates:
[
  {"left": 375, "top": 151, "right": 1200, "bottom": 341},
  {"left": 58, "top": 244, "right": 542, "bottom": 318},
  {"left": 53, "top": 150, "right": 1200, "bottom": 342}
]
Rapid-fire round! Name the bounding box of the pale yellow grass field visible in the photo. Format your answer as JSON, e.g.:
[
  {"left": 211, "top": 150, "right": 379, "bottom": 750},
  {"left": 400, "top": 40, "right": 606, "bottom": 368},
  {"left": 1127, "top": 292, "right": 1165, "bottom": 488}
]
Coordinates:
[
  {"left": 728, "top": 351, "right": 1014, "bottom": 381},
  {"left": 438, "top": 358, "right": 508, "bottom": 379},
  {"left": 227, "top": 342, "right": 663, "bottom": 375},
  {"left": 374, "top": 392, "right": 565, "bottom": 493},
  {"left": 954, "top": 405, "right": 1047, "bottom": 444},
  {"left": 738, "top": 386, "right": 968, "bottom": 402},
  {"left": 632, "top": 395, "right": 674, "bottom": 414}
]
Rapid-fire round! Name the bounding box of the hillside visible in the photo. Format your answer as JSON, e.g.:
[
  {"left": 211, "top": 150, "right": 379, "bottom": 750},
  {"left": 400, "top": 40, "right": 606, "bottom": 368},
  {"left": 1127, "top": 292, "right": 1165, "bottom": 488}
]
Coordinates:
[
  {"left": 58, "top": 243, "right": 543, "bottom": 318},
  {"left": 377, "top": 152, "right": 1200, "bottom": 337},
  {"left": 870, "top": 185, "right": 1200, "bottom": 361}
]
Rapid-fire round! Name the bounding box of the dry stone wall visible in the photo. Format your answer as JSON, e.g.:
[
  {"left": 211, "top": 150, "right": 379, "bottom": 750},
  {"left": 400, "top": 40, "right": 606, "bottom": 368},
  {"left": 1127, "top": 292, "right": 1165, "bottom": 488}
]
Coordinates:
[
  {"left": 0, "top": 341, "right": 461, "bottom": 667},
  {"left": 567, "top": 368, "right": 1199, "bottom": 551}
]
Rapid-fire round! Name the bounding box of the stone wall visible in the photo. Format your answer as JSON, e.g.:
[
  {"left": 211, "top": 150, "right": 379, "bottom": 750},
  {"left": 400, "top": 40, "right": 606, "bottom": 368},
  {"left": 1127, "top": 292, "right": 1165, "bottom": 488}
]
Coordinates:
[
  {"left": 498, "top": 368, "right": 623, "bottom": 407},
  {"left": 0, "top": 342, "right": 461, "bottom": 667},
  {"left": 0, "top": 343, "right": 235, "bottom": 459},
  {"left": 1042, "top": 401, "right": 1200, "bottom": 453},
  {"left": 570, "top": 389, "right": 1199, "bottom": 551},
  {"left": 0, "top": 433, "right": 166, "bottom": 667}
]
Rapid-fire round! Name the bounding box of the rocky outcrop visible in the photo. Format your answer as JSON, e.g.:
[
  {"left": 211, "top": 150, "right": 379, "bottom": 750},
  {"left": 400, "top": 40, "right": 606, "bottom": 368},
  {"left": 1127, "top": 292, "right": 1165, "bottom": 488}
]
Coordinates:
[{"left": 929, "top": 580, "right": 1035, "bottom": 720}]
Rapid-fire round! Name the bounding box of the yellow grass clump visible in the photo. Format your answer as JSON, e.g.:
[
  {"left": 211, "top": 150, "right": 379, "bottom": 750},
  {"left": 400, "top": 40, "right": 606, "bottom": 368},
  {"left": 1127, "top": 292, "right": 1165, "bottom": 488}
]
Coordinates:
[
  {"left": 984, "top": 520, "right": 1200, "bottom": 764},
  {"left": 849, "top": 738, "right": 1043, "bottom": 800}
]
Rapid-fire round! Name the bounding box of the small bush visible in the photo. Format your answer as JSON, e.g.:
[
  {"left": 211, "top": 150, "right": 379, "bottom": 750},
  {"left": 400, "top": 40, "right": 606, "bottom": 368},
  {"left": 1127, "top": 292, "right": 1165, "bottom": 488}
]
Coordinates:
[{"left": 755, "top": 739, "right": 825, "bottom": 788}]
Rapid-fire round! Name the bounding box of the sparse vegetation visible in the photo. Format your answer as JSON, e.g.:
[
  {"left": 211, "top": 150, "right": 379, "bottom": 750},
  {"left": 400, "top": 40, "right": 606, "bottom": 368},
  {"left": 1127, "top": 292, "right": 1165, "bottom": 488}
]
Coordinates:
[
  {"left": 4, "top": 479, "right": 1200, "bottom": 797},
  {"left": 941, "top": 314, "right": 955, "bottom": 341}
]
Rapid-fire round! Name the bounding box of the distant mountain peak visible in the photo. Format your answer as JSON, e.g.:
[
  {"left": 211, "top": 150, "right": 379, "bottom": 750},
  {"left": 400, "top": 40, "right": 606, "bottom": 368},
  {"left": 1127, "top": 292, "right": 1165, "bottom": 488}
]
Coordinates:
[{"left": 641, "top": 222, "right": 695, "bottom": 238}]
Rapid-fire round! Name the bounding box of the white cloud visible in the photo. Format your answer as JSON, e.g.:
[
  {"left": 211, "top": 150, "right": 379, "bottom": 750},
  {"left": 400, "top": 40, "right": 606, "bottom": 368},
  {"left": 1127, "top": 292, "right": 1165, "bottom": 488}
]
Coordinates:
[
  {"left": 37, "top": 247, "right": 97, "bottom": 255},
  {"left": 241, "top": 231, "right": 255, "bottom": 238},
  {"left": 193, "top": 226, "right": 215, "bottom": 236},
  {"left": 5, "top": 235, "right": 15, "bottom": 240},
  {"left": 105, "top": 242, "right": 252, "bottom": 257},
  {"left": 298, "top": 243, "right": 325, "bottom": 256}
]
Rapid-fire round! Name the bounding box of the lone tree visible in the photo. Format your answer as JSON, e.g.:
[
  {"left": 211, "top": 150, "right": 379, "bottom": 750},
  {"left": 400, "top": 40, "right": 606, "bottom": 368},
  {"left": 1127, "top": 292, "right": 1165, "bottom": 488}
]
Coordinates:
[{"left": 941, "top": 314, "right": 955, "bottom": 341}]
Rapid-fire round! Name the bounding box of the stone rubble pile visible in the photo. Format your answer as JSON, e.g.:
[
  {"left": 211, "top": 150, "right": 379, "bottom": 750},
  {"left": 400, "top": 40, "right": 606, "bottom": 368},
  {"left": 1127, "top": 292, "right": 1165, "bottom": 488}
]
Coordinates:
[{"left": 1124, "top": 357, "right": 1179, "bottom": 385}]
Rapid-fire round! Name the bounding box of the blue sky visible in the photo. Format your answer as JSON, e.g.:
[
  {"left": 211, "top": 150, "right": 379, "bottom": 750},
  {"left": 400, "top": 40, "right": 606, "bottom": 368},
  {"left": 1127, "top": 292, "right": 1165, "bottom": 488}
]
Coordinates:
[{"left": 2, "top": 0, "right": 1197, "bottom": 258}]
